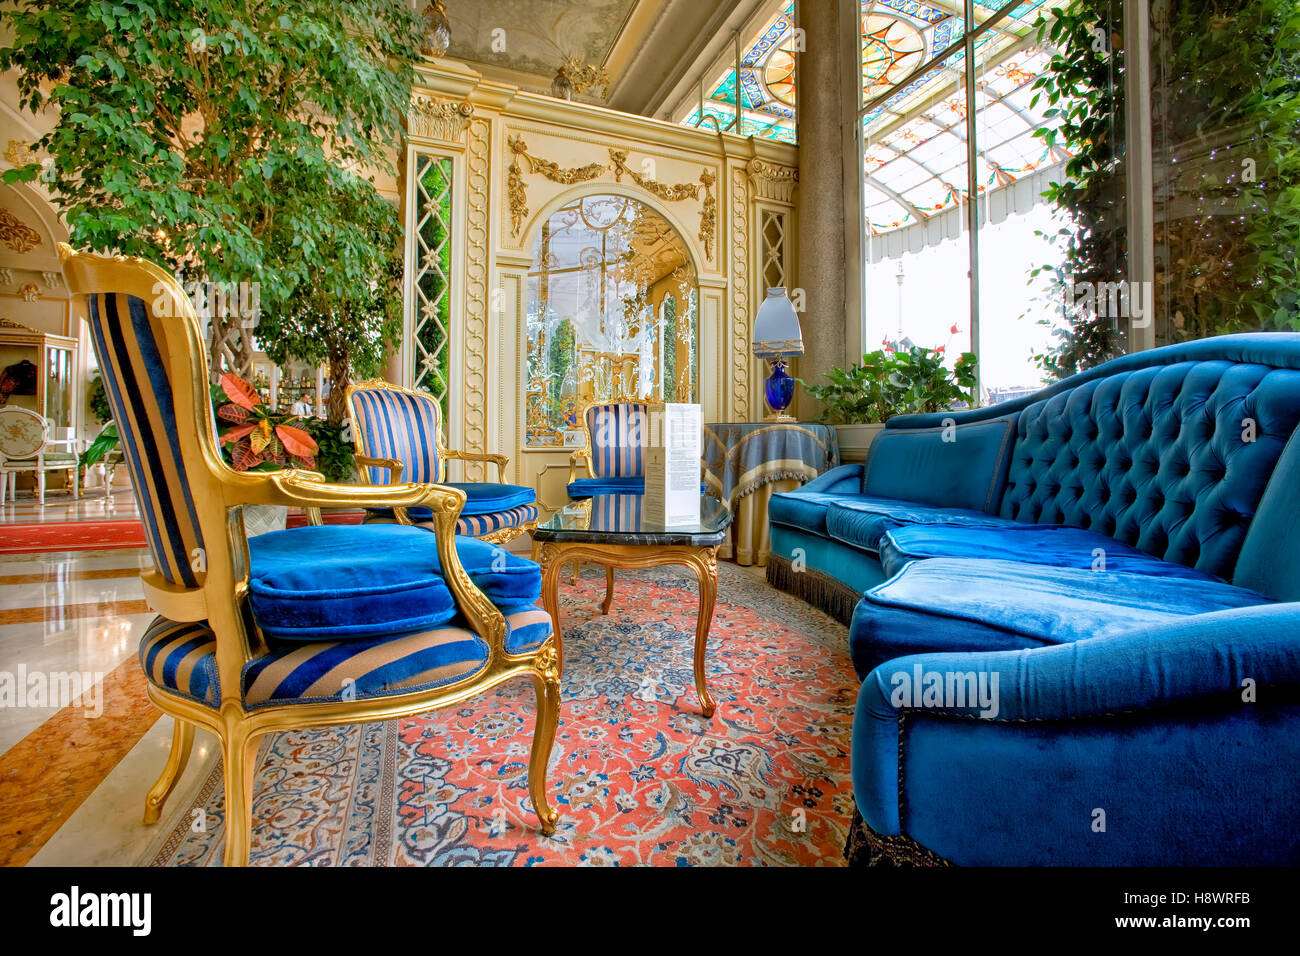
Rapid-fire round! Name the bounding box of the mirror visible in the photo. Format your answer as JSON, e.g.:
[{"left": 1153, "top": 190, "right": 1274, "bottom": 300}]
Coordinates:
[{"left": 525, "top": 194, "right": 698, "bottom": 448}]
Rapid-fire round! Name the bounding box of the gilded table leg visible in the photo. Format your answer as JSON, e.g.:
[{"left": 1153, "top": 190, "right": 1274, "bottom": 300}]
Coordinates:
[
  {"left": 143, "top": 717, "right": 194, "bottom": 824},
  {"left": 537, "top": 542, "right": 566, "bottom": 673},
  {"left": 601, "top": 565, "right": 616, "bottom": 615},
  {"left": 688, "top": 546, "right": 719, "bottom": 718}
]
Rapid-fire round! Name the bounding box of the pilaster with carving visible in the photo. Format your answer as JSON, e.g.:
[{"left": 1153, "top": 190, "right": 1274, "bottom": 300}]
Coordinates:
[
  {"left": 729, "top": 165, "right": 752, "bottom": 420},
  {"left": 462, "top": 117, "right": 491, "bottom": 480}
]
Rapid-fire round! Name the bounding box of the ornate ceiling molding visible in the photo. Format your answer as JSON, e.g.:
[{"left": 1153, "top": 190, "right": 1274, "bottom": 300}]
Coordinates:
[
  {"left": 0, "top": 209, "right": 42, "bottom": 254},
  {"left": 4, "top": 141, "right": 38, "bottom": 167},
  {"left": 408, "top": 95, "right": 475, "bottom": 141},
  {"left": 747, "top": 158, "right": 798, "bottom": 203}
]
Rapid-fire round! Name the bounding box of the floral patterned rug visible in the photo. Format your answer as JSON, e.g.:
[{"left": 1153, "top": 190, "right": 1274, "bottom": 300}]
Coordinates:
[{"left": 149, "top": 563, "right": 856, "bottom": 866}]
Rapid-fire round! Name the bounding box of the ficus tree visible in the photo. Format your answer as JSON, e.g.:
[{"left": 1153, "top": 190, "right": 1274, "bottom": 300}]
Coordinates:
[
  {"left": 0, "top": 0, "right": 422, "bottom": 380},
  {"left": 254, "top": 173, "right": 404, "bottom": 425}
]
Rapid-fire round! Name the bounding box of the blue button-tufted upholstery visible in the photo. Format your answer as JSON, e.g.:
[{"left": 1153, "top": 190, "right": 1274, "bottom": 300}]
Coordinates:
[{"left": 999, "top": 360, "right": 1300, "bottom": 580}]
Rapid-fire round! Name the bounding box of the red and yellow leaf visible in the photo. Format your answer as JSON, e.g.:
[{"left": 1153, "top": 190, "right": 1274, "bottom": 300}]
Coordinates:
[
  {"left": 217, "top": 403, "right": 249, "bottom": 423},
  {"left": 275, "top": 424, "right": 318, "bottom": 458},
  {"left": 232, "top": 441, "right": 262, "bottom": 471},
  {"left": 220, "top": 372, "right": 261, "bottom": 411},
  {"left": 220, "top": 423, "right": 255, "bottom": 444}
]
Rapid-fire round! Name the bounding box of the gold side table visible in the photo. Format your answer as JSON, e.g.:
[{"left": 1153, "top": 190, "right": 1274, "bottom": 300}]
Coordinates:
[{"left": 532, "top": 494, "right": 732, "bottom": 717}]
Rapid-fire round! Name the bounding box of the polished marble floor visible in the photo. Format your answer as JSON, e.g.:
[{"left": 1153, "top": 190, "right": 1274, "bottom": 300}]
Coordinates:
[{"left": 1, "top": 493, "right": 219, "bottom": 865}]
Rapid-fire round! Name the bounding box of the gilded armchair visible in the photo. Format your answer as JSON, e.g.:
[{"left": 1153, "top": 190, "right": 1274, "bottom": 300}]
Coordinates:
[
  {"left": 566, "top": 400, "right": 655, "bottom": 499},
  {"left": 348, "top": 379, "right": 538, "bottom": 545},
  {"left": 61, "top": 246, "right": 560, "bottom": 867}
]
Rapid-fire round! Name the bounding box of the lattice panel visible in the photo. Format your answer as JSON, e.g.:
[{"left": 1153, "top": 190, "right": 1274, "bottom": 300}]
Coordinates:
[
  {"left": 412, "top": 153, "right": 453, "bottom": 408},
  {"left": 761, "top": 209, "right": 788, "bottom": 290}
]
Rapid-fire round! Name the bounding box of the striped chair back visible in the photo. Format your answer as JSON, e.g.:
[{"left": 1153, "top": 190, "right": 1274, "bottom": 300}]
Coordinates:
[
  {"left": 83, "top": 291, "right": 206, "bottom": 588},
  {"left": 349, "top": 384, "right": 443, "bottom": 485},
  {"left": 586, "top": 402, "right": 649, "bottom": 478}
]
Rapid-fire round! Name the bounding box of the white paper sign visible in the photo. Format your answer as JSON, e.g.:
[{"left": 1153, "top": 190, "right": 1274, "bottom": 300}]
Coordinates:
[{"left": 643, "top": 403, "right": 702, "bottom": 527}]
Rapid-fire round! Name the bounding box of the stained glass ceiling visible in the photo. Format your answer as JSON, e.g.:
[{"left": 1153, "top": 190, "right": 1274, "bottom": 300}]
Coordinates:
[{"left": 680, "top": 0, "right": 1071, "bottom": 235}]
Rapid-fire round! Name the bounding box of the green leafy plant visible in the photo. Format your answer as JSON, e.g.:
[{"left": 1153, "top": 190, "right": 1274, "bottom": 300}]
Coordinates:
[
  {"left": 254, "top": 178, "right": 404, "bottom": 425},
  {"left": 79, "top": 422, "right": 119, "bottom": 469},
  {"left": 0, "top": 0, "right": 423, "bottom": 379},
  {"left": 214, "top": 372, "right": 317, "bottom": 472},
  {"left": 801, "top": 337, "right": 978, "bottom": 424},
  {"left": 304, "top": 419, "right": 356, "bottom": 484},
  {"left": 86, "top": 372, "right": 112, "bottom": 425},
  {"left": 1029, "top": 0, "right": 1300, "bottom": 379}
]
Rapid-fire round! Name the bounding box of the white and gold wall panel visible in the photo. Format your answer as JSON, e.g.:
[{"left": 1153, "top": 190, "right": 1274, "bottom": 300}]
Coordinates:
[{"left": 402, "top": 60, "right": 797, "bottom": 511}]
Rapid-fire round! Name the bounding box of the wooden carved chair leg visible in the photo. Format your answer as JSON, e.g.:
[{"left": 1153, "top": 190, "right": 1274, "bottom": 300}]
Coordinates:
[
  {"left": 601, "top": 565, "right": 615, "bottom": 615},
  {"left": 529, "top": 641, "right": 562, "bottom": 836},
  {"left": 571, "top": 561, "right": 580, "bottom": 585},
  {"left": 221, "top": 728, "right": 264, "bottom": 867},
  {"left": 143, "top": 718, "right": 195, "bottom": 824}
]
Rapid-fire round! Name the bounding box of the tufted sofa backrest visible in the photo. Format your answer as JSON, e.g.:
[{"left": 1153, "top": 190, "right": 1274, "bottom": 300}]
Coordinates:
[{"left": 998, "top": 358, "right": 1300, "bottom": 582}]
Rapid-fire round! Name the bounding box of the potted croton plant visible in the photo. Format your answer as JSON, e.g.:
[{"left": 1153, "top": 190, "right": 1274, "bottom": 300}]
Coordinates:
[
  {"left": 214, "top": 372, "right": 319, "bottom": 535},
  {"left": 799, "top": 328, "right": 978, "bottom": 461}
]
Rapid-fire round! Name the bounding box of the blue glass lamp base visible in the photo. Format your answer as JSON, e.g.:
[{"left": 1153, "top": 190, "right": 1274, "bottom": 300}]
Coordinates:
[{"left": 764, "top": 360, "right": 797, "bottom": 421}]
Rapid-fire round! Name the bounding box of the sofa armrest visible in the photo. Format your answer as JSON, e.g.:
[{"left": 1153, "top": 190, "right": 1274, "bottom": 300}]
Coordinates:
[
  {"left": 793, "top": 463, "right": 863, "bottom": 494},
  {"left": 853, "top": 603, "right": 1300, "bottom": 833}
]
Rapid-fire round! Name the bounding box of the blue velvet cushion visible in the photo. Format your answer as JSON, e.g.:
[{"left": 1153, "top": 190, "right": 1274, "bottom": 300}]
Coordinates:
[
  {"left": 824, "top": 496, "right": 1024, "bottom": 555},
  {"left": 863, "top": 416, "right": 1017, "bottom": 511},
  {"left": 369, "top": 482, "right": 536, "bottom": 521},
  {"left": 878, "top": 524, "right": 1222, "bottom": 581},
  {"left": 566, "top": 477, "right": 708, "bottom": 499},
  {"left": 247, "top": 524, "right": 541, "bottom": 641},
  {"left": 848, "top": 557, "right": 1273, "bottom": 678},
  {"left": 567, "top": 476, "right": 646, "bottom": 498}
]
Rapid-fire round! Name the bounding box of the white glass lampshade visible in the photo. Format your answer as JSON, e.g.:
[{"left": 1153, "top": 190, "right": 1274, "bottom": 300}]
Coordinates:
[{"left": 752, "top": 287, "right": 803, "bottom": 359}]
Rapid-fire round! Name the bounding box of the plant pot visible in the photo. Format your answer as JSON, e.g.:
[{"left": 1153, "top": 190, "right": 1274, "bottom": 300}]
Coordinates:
[
  {"left": 241, "top": 503, "right": 288, "bottom": 538},
  {"left": 834, "top": 422, "right": 886, "bottom": 463}
]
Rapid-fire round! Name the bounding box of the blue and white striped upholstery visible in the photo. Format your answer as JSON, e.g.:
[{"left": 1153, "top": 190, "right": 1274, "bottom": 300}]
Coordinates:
[
  {"left": 364, "top": 503, "right": 539, "bottom": 538},
  {"left": 351, "top": 384, "right": 537, "bottom": 539},
  {"left": 138, "top": 607, "right": 553, "bottom": 709},
  {"left": 86, "top": 293, "right": 206, "bottom": 587},
  {"left": 588, "top": 494, "right": 645, "bottom": 532},
  {"left": 587, "top": 403, "right": 649, "bottom": 478},
  {"left": 140, "top": 617, "right": 220, "bottom": 707},
  {"left": 350, "top": 386, "right": 444, "bottom": 484}
]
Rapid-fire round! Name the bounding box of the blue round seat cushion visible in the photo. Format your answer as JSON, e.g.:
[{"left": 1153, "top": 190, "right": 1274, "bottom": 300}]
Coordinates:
[{"left": 247, "top": 523, "right": 542, "bottom": 641}]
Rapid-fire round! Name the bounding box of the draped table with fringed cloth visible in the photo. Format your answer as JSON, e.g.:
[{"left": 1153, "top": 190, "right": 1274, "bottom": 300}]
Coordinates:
[{"left": 701, "top": 422, "right": 840, "bottom": 566}]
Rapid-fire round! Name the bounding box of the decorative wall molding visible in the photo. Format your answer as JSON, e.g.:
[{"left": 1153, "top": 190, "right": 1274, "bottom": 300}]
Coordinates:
[
  {"left": 609, "top": 149, "right": 700, "bottom": 202},
  {"left": 41, "top": 271, "right": 61, "bottom": 289},
  {"left": 4, "top": 141, "right": 38, "bottom": 167},
  {"left": 462, "top": 117, "right": 492, "bottom": 479},
  {"left": 506, "top": 135, "right": 606, "bottom": 236},
  {"left": 699, "top": 169, "right": 717, "bottom": 263},
  {"left": 409, "top": 95, "right": 475, "bottom": 142},
  {"left": 729, "top": 166, "right": 751, "bottom": 420},
  {"left": 0, "top": 209, "right": 42, "bottom": 254},
  {"left": 18, "top": 282, "right": 38, "bottom": 302},
  {"left": 748, "top": 158, "right": 798, "bottom": 203},
  {"left": 0, "top": 269, "right": 11, "bottom": 286}
]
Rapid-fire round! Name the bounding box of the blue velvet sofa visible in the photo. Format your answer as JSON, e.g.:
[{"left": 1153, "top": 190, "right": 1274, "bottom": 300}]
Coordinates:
[{"left": 767, "top": 334, "right": 1300, "bottom": 865}]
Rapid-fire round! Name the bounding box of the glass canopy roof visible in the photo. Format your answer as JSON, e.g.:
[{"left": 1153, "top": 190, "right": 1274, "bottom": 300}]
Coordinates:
[{"left": 681, "top": 0, "right": 1072, "bottom": 235}]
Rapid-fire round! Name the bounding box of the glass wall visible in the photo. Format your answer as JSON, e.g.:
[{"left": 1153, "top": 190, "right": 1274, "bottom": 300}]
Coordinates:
[
  {"left": 1149, "top": 0, "right": 1300, "bottom": 343},
  {"left": 860, "top": 0, "right": 1110, "bottom": 402}
]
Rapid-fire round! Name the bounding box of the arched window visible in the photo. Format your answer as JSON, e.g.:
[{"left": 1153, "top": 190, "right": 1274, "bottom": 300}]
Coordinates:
[{"left": 525, "top": 195, "right": 698, "bottom": 448}]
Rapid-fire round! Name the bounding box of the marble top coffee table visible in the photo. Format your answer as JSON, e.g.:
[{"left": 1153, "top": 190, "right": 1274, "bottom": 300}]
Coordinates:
[{"left": 531, "top": 494, "right": 732, "bottom": 717}]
